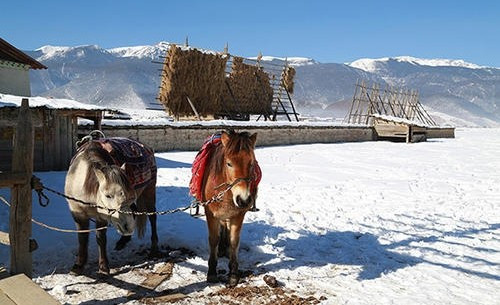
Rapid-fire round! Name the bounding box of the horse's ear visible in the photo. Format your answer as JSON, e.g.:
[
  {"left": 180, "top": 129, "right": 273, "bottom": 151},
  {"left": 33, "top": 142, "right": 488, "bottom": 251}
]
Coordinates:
[
  {"left": 250, "top": 133, "right": 257, "bottom": 148},
  {"left": 94, "top": 168, "right": 106, "bottom": 184},
  {"left": 221, "top": 131, "right": 230, "bottom": 147}
]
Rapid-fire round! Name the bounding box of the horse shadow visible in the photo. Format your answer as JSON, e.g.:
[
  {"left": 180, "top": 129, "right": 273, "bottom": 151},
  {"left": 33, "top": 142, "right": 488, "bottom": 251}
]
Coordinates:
[
  {"left": 240, "top": 224, "right": 419, "bottom": 280},
  {"left": 239, "top": 218, "right": 500, "bottom": 281},
  {"left": 155, "top": 156, "right": 192, "bottom": 169}
]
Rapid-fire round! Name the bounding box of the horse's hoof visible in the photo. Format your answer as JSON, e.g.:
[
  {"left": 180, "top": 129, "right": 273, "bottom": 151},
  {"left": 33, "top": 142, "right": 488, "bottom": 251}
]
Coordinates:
[
  {"left": 207, "top": 273, "right": 219, "bottom": 283},
  {"left": 70, "top": 264, "right": 84, "bottom": 275},
  {"left": 226, "top": 274, "right": 240, "bottom": 288},
  {"left": 97, "top": 267, "right": 110, "bottom": 276},
  {"left": 115, "top": 235, "right": 132, "bottom": 250}
]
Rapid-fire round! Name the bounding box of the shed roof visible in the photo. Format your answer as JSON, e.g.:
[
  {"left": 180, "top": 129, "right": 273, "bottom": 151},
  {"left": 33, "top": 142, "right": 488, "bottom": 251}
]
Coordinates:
[
  {"left": 0, "top": 93, "right": 110, "bottom": 111},
  {"left": 0, "top": 38, "right": 47, "bottom": 70}
]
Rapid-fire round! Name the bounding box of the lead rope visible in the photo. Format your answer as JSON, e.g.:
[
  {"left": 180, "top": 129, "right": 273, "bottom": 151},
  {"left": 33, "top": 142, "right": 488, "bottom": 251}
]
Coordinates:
[{"left": 0, "top": 195, "right": 108, "bottom": 233}]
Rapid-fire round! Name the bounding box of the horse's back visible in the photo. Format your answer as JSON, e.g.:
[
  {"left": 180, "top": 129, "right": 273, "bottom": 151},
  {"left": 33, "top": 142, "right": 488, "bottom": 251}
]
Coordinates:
[{"left": 100, "top": 138, "right": 157, "bottom": 190}]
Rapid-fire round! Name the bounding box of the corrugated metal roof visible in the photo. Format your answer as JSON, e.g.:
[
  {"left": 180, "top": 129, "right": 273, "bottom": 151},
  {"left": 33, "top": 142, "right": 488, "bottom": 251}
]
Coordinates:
[{"left": 0, "top": 37, "right": 47, "bottom": 70}]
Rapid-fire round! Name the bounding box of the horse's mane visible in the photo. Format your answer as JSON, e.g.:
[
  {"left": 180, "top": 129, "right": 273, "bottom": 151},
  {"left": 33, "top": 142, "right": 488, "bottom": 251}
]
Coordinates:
[
  {"left": 212, "top": 131, "right": 254, "bottom": 175},
  {"left": 80, "top": 141, "right": 132, "bottom": 196}
]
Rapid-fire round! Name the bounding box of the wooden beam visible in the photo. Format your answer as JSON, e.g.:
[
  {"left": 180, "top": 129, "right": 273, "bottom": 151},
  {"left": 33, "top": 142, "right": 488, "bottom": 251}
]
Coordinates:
[
  {"left": 0, "top": 172, "right": 29, "bottom": 187},
  {"left": 9, "top": 98, "right": 34, "bottom": 278}
]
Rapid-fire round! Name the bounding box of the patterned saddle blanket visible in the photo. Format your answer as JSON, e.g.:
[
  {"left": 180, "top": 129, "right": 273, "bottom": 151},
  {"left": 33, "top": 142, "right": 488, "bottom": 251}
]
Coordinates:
[
  {"left": 78, "top": 137, "right": 156, "bottom": 190},
  {"left": 189, "top": 133, "right": 261, "bottom": 201}
]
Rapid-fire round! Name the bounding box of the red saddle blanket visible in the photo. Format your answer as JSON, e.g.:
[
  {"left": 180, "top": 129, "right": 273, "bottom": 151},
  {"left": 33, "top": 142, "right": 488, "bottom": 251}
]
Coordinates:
[
  {"left": 77, "top": 137, "right": 156, "bottom": 190},
  {"left": 189, "top": 133, "right": 262, "bottom": 201}
]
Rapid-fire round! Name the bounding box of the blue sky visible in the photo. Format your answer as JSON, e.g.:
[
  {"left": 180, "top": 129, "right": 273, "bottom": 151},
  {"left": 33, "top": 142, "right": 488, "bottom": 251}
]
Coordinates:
[{"left": 3, "top": 0, "right": 499, "bottom": 66}]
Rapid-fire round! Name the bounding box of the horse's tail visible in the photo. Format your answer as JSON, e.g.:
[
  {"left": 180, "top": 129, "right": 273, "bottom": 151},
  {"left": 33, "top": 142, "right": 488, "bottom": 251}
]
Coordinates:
[{"left": 218, "top": 223, "right": 230, "bottom": 258}]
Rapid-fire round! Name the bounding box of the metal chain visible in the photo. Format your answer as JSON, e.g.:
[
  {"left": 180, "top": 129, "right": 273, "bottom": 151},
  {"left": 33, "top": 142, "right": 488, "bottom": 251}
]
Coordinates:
[{"left": 31, "top": 175, "right": 249, "bottom": 217}]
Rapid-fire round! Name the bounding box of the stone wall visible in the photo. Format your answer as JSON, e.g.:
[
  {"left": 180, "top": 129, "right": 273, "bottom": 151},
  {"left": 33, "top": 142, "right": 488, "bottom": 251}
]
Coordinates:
[{"left": 80, "top": 124, "right": 375, "bottom": 152}]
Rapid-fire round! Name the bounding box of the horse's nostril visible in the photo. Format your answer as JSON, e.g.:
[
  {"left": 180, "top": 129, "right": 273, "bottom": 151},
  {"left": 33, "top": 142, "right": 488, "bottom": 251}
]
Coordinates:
[{"left": 236, "top": 195, "right": 252, "bottom": 208}]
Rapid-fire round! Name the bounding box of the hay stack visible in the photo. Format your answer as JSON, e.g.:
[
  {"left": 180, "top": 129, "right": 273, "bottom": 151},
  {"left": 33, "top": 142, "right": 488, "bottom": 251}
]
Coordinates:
[
  {"left": 157, "top": 45, "right": 227, "bottom": 117},
  {"left": 281, "top": 66, "right": 296, "bottom": 94},
  {"left": 222, "top": 57, "right": 273, "bottom": 114}
]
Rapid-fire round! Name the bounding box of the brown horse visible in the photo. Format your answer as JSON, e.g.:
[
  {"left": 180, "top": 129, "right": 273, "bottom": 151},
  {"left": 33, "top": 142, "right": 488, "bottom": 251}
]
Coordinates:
[
  {"left": 201, "top": 130, "right": 259, "bottom": 287},
  {"left": 65, "top": 137, "right": 157, "bottom": 275}
]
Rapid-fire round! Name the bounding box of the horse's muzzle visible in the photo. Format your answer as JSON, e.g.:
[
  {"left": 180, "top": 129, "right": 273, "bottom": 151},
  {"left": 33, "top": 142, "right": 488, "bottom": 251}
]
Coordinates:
[{"left": 235, "top": 195, "right": 253, "bottom": 209}]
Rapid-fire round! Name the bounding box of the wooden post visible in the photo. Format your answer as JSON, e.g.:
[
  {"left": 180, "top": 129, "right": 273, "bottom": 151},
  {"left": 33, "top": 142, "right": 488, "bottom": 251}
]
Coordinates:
[
  {"left": 185, "top": 96, "right": 201, "bottom": 120},
  {"left": 9, "top": 98, "right": 34, "bottom": 277}
]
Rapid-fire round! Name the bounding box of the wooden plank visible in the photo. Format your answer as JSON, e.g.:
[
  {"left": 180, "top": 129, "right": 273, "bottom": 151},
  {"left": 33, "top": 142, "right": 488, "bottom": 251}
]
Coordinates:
[
  {"left": 9, "top": 98, "right": 34, "bottom": 277},
  {"left": 0, "top": 274, "right": 60, "bottom": 305},
  {"left": 141, "top": 293, "right": 187, "bottom": 304},
  {"left": 42, "top": 109, "right": 55, "bottom": 171},
  {"left": 374, "top": 124, "right": 408, "bottom": 137},
  {"left": 0, "top": 290, "right": 16, "bottom": 305},
  {"left": 140, "top": 262, "right": 174, "bottom": 290},
  {"left": 0, "top": 231, "right": 9, "bottom": 246},
  {"left": 54, "top": 112, "right": 61, "bottom": 170},
  {"left": 67, "top": 116, "right": 75, "bottom": 168},
  {"left": 57, "top": 115, "right": 67, "bottom": 170}
]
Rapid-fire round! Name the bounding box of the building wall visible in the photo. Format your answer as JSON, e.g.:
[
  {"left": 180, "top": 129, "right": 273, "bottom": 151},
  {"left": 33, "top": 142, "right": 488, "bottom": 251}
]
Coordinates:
[
  {"left": 80, "top": 124, "right": 375, "bottom": 152},
  {"left": 0, "top": 60, "right": 31, "bottom": 96}
]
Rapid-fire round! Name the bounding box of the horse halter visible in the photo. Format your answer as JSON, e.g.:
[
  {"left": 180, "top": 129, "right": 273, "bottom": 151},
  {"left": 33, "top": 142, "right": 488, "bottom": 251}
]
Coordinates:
[{"left": 214, "top": 161, "right": 256, "bottom": 191}]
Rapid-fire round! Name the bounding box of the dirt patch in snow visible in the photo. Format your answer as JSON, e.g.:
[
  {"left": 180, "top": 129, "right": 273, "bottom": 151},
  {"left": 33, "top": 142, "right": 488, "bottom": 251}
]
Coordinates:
[{"left": 206, "top": 285, "right": 325, "bottom": 305}]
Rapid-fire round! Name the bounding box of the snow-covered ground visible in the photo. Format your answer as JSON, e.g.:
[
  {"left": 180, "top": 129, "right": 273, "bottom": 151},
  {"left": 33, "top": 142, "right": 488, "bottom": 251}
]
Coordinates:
[{"left": 1, "top": 128, "right": 499, "bottom": 304}]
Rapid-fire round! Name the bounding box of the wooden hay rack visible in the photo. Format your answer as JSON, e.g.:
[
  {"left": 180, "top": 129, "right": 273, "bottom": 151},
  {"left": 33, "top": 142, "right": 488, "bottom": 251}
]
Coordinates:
[
  {"left": 154, "top": 43, "right": 299, "bottom": 121},
  {"left": 344, "top": 80, "right": 437, "bottom": 143}
]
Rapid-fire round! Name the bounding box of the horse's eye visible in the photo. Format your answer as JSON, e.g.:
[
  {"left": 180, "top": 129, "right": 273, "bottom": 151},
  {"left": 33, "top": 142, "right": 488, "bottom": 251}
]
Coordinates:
[
  {"left": 105, "top": 194, "right": 112, "bottom": 199},
  {"left": 227, "top": 162, "right": 233, "bottom": 168}
]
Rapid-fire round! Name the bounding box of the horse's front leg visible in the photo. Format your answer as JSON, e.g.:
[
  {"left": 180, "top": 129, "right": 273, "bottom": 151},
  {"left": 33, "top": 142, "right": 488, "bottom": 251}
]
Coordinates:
[
  {"left": 71, "top": 215, "right": 89, "bottom": 275},
  {"left": 227, "top": 215, "right": 245, "bottom": 287},
  {"left": 95, "top": 218, "right": 109, "bottom": 275},
  {"left": 206, "top": 214, "right": 220, "bottom": 283}
]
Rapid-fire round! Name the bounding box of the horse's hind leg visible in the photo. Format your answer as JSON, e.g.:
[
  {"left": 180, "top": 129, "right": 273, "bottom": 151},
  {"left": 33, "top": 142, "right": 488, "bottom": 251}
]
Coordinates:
[
  {"left": 227, "top": 215, "right": 245, "bottom": 287},
  {"left": 143, "top": 182, "right": 159, "bottom": 256},
  {"left": 115, "top": 235, "right": 132, "bottom": 250},
  {"left": 96, "top": 218, "right": 110, "bottom": 275},
  {"left": 206, "top": 214, "right": 220, "bottom": 283},
  {"left": 70, "top": 215, "right": 89, "bottom": 275}
]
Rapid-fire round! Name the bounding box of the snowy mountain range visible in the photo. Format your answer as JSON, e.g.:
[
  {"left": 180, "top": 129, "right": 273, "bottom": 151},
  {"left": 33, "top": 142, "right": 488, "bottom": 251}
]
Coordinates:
[{"left": 26, "top": 42, "right": 500, "bottom": 126}]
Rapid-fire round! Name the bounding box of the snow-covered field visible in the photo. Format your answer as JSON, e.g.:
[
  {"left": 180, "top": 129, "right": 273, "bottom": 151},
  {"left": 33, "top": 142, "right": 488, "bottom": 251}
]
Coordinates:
[{"left": 1, "top": 128, "right": 499, "bottom": 304}]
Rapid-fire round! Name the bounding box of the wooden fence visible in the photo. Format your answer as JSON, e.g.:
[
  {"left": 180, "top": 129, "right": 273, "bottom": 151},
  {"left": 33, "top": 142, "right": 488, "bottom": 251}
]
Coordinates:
[{"left": 0, "top": 98, "right": 35, "bottom": 277}]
